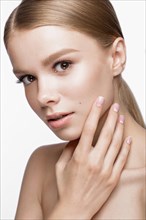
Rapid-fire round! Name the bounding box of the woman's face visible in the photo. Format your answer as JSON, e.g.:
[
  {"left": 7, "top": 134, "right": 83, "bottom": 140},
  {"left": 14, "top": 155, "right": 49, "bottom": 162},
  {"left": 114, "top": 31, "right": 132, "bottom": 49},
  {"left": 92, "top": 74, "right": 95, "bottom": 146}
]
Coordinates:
[{"left": 7, "top": 26, "right": 115, "bottom": 140}]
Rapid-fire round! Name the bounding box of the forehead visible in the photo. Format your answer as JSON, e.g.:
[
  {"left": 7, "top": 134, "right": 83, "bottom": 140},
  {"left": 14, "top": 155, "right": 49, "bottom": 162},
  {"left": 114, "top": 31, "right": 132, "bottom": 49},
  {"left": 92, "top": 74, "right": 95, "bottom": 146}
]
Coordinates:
[
  {"left": 8, "top": 26, "right": 102, "bottom": 51},
  {"left": 7, "top": 26, "right": 106, "bottom": 72}
]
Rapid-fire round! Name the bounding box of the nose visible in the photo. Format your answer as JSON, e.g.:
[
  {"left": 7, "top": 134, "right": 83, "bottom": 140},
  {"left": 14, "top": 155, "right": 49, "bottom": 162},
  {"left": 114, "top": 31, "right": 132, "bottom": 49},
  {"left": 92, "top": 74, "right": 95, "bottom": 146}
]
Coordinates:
[{"left": 37, "top": 78, "right": 60, "bottom": 107}]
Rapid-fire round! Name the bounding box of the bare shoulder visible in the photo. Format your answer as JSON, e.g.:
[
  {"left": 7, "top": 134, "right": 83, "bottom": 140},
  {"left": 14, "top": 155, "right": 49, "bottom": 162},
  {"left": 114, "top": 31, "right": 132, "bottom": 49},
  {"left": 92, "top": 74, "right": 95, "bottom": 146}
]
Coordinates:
[
  {"left": 138, "top": 126, "right": 146, "bottom": 166},
  {"left": 96, "top": 123, "right": 146, "bottom": 220},
  {"left": 96, "top": 122, "right": 146, "bottom": 220},
  {"left": 126, "top": 122, "right": 146, "bottom": 169},
  {"left": 137, "top": 126, "right": 145, "bottom": 165},
  {"left": 24, "top": 142, "right": 67, "bottom": 182},
  {"left": 23, "top": 141, "right": 68, "bottom": 192},
  {"left": 30, "top": 142, "right": 68, "bottom": 166},
  {"left": 15, "top": 142, "right": 67, "bottom": 219}
]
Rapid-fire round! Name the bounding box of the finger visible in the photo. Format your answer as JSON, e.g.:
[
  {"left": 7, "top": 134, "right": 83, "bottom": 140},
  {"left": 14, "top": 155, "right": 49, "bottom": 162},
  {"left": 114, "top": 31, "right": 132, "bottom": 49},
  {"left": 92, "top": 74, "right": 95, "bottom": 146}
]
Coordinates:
[
  {"left": 76, "top": 96, "right": 104, "bottom": 154},
  {"left": 56, "top": 141, "right": 77, "bottom": 170},
  {"left": 94, "top": 103, "right": 120, "bottom": 159},
  {"left": 111, "top": 136, "right": 132, "bottom": 180},
  {"left": 104, "top": 115, "right": 125, "bottom": 169}
]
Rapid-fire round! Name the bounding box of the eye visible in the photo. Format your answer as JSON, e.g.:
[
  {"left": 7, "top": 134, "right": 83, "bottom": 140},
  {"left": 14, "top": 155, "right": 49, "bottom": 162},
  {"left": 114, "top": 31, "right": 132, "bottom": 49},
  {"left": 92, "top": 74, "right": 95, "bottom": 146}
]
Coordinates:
[
  {"left": 17, "top": 75, "right": 35, "bottom": 85},
  {"left": 54, "top": 60, "right": 72, "bottom": 73}
]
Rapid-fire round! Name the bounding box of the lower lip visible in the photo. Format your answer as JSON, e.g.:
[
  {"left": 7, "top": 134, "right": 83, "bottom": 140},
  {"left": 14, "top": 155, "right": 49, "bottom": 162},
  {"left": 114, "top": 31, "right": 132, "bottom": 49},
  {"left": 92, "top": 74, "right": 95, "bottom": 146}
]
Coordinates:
[{"left": 47, "top": 113, "right": 74, "bottom": 129}]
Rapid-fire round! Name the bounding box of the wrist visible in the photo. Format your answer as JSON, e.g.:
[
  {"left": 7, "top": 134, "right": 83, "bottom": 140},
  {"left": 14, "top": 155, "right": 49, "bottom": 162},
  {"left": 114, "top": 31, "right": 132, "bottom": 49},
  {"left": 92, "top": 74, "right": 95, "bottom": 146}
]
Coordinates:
[{"left": 48, "top": 199, "right": 91, "bottom": 219}]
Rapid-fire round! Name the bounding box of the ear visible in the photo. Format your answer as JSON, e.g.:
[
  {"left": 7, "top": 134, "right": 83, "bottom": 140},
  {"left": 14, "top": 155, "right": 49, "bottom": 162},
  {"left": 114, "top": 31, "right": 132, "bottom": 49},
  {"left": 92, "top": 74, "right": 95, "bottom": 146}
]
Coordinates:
[{"left": 111, "top": 37, "right": 126, "bottom": 76}]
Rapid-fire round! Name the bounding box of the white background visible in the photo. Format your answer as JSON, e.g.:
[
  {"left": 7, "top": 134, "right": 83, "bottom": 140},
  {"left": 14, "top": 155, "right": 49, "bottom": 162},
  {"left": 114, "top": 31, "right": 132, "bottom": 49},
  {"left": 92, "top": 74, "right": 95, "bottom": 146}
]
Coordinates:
[{"left": 1, "top": 0, "right": 145, "bottom": 219}]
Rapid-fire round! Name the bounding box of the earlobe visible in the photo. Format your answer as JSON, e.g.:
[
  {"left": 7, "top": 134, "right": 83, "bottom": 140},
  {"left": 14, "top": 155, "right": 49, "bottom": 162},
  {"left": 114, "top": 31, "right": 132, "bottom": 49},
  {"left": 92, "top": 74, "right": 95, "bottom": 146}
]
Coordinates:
[{"left": 111, "top": 37, "right": 126, "bottom": 76}]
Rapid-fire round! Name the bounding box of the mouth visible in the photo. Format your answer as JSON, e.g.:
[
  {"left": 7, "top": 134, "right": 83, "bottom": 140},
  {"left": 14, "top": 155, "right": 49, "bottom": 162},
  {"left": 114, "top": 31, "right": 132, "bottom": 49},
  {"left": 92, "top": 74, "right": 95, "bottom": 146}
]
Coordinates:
[{"left": 46, "top": 112, "right": 74, "bottom": 129}]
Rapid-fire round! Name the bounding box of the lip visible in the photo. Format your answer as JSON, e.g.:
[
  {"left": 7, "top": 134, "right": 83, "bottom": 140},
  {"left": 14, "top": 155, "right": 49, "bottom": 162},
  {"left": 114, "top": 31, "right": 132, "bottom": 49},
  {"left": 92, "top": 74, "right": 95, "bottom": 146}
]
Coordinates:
[{"left": 46, "top": 112, "right": 74, "bottom": 129}]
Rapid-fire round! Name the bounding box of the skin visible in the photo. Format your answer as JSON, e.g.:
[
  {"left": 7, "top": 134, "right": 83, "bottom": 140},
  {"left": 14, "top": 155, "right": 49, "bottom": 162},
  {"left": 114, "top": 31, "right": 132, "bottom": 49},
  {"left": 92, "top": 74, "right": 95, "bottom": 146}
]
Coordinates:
[
  {"left": 7, "top": 26, "right": 145, "bottom": 219},
  {"left": 7, "top": 26, "right": 116, "bottom": 141}
]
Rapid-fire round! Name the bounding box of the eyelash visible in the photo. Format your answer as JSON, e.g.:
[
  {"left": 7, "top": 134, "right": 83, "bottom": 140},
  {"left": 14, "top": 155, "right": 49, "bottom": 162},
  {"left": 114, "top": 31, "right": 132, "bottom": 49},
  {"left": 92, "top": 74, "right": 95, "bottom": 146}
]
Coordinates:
[
  {"left": 16, "top": 75, "right": 35, "bottom": 84},
  {"left": 53, "top": 59, "right": 72, "bottom": 72},
  {"left": 16, "top": 59, "right": 73, "bottom": 85}
]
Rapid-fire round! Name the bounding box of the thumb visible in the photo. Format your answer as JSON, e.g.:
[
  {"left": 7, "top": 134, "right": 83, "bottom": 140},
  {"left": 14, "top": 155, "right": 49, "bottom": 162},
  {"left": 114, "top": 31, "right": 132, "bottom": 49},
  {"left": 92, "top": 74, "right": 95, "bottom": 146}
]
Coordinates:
[{"left": 57, "top": 140, "right": 78, "bottom": 170}]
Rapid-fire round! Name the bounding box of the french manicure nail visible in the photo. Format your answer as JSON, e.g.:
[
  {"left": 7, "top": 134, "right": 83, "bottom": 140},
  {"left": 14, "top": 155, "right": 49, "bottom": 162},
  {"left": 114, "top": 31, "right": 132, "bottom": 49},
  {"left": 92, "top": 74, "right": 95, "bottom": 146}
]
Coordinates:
[
  {"left": 96, "top": 96, "right": 105, "bottom": 107},
  {"left": 119, "top": 115, "right": 125, "bottom": 124},
  {"left": 126, "top": 136, "right": 132, "bottom": 145},
  {"left": 113, "top": 103, "right": 120, "bottom": 112}
]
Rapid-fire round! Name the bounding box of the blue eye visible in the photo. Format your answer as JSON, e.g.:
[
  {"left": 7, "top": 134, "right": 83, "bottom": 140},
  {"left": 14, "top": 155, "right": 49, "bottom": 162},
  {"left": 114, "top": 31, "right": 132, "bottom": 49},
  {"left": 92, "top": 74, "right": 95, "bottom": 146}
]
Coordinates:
[
  {"left": 17, "top": 75, "right": 35, "bottom": 85},
  {"left": 54, "top": 60, "right": 72, "bottom": 72}
]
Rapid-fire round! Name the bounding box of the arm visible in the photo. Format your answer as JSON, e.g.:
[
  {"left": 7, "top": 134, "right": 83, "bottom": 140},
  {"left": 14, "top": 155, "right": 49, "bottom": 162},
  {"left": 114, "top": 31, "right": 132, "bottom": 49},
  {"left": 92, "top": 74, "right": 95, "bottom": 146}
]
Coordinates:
[{"left": 15, "top": 148, "right": 45, "bottom": 219}]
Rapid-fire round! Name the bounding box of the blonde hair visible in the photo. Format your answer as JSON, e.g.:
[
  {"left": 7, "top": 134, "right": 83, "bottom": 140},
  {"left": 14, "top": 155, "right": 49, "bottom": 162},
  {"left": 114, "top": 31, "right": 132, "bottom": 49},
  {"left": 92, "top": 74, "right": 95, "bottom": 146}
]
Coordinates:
[{"left": 4, "top": 0, "right": 145, "bottom": 127}]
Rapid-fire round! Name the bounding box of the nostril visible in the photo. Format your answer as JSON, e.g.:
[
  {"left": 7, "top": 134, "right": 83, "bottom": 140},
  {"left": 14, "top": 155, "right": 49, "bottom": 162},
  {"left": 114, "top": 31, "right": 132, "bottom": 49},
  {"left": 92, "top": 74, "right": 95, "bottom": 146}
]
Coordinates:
[{"left": 37, "top": 92, "right": 60, "bottom": 107}]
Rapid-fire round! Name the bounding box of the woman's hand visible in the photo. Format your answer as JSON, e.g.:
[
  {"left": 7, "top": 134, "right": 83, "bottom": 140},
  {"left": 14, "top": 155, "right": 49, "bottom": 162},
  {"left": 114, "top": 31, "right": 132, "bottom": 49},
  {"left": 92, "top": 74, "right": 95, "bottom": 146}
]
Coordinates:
[{"left": 54, "top": 97, "right": 131, "bottom": 219}]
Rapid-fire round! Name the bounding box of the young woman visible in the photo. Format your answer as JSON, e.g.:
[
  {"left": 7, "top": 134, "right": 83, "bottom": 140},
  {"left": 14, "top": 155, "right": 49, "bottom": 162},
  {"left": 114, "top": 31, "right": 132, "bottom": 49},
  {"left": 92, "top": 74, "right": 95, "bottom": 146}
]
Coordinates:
[{"left": 4, "top": 0, "right": 145, "bottom": 219}]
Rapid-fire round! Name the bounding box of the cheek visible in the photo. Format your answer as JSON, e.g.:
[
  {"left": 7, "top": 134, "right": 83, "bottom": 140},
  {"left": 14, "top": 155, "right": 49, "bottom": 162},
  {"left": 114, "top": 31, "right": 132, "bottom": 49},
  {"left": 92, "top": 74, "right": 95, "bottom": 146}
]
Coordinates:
[
  {"left": 66, "top": 65, "right": 114, "bottom": 125},
  {"left": 64, "top": 64, "right": 114, "bottom": 105},
  {"left": 25, "top": 89, "right": 40, "bottom": 114}
]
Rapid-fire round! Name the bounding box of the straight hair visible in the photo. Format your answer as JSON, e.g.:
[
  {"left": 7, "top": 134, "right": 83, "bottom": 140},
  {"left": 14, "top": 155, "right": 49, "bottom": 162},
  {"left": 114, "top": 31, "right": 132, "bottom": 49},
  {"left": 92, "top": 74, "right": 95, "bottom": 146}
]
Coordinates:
[{"left": 4, "top": 0, "right": 145, "bottom": 128}]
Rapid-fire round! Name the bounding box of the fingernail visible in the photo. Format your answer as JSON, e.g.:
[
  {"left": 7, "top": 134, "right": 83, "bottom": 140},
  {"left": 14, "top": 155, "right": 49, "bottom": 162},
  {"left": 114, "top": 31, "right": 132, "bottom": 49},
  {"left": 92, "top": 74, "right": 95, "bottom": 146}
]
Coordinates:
[
  {"left": 126, "top": 136, "right": 132, "bottom": 145},
  {"left": 96, "top": 96, "right": 105, "bottom": 107},
  {"left": 113, "top": 103, "right": 120, "bottom": 112},
  {"left": 119, "top": 115, "right": 125, "bottom": 124}
]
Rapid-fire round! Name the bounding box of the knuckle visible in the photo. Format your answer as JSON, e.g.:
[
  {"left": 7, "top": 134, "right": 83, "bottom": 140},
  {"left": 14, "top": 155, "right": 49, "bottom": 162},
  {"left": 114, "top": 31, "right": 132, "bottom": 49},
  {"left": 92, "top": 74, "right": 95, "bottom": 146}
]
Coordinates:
[
  {"left": 111, "top": 170, "right": 121, "bottom": 184},
  {"left": 72, "top": 152, "right": 83, "bottom": 165},
  {"left": 103, "top": 129, "right": 112, "bottom": 140},
  {"left": 113, "top": 133, "right": 122, "bottom": 145},
  {"left": 88, "top": 160, "right": 102, "bottom": 173},
  {"left": 120, "top": 152, "right": 127, "bottom": 164},
  {"left": 107, "top": 176, "right": 117, "bottom": 188},
  {"left": 83, "top": 125, "right": 95, "bottom": 136},
  {"left": 101, "top": 167, "right": 111, "bottom": 179},
  {"left": 107, "top": 173, "right": 120, "bottom": 189},
  {"left": 110, "top": 142, "right": 121, "bottom": 153},
  {"left": 55, "top": 161, "right": 63, "bottom": 172},
  {"left": 113, "top": 133, "right": 121, "bottom": 144}
]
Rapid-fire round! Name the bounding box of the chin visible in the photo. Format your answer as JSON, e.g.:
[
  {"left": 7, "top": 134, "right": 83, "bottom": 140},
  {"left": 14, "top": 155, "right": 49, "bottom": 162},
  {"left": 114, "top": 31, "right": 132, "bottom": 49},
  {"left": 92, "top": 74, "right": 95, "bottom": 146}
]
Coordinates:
[{"left": 53, "top": 127, "right": 81, "bottom": 142}]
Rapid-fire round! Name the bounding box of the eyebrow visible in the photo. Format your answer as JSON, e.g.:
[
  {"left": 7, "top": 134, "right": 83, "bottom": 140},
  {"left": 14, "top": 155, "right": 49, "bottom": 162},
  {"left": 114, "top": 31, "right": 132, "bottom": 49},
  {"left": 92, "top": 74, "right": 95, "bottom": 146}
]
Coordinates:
[
  {"left": 42, "top": 48, "right": 79, "bottom": 66},
  {"left": 13, "top": 48, "right": 79, "bottom": 75}
]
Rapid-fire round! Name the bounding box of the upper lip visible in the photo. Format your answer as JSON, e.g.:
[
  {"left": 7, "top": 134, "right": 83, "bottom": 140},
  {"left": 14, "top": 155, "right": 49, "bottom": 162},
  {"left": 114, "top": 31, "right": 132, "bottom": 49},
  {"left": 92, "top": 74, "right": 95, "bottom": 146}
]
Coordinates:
[{"left": 46, "top": 112, "right": 73, "bottom": 121}]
